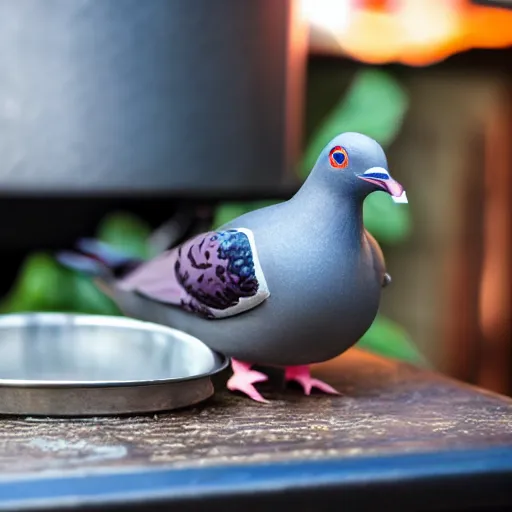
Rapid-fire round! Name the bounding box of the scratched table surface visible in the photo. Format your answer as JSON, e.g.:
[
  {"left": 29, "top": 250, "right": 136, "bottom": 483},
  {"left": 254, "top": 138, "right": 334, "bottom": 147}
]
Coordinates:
[{"left": 1, "top": 348, "right": 512, "bottom": 512}]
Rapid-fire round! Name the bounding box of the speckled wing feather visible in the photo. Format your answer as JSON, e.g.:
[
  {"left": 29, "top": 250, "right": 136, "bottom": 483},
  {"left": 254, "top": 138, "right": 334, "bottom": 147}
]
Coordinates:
[{"left": 117, "top": 228, "right": 270, "bottom": 319}]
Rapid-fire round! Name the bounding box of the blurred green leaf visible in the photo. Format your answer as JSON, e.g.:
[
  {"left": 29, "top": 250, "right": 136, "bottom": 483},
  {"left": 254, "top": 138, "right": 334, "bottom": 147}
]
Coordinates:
[
  {"left": 358, "top": 313, "right": 428, "bottom": 366},
  {"left": 212, "top": 203, "right": 254, "bottom": 230},
  {"left": 67, "top": 271, "right": 121, "bottom": 315},
  {"left": 301, "top": 68, "right": 409, "bottom": 176},
  {"left": 363, "top": 192, "right": 411, "bottom": 244},
  {"left": 0, "top": 211, "right": 153, "bottom": 316},
  {"left": 96, "top": 211, "right": 152, "bottom": 259},
  {"left": 0, "top": 252, "right": 72, "bottom": 313},
  {"left": 212, "top": 200, "right": 281, "bottom": 229}
]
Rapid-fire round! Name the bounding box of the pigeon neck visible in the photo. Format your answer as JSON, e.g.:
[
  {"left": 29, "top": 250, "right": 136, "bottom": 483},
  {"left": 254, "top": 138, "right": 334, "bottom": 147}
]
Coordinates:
[{"left": 291, "top": 178, "right": 366, "bottom": 241}]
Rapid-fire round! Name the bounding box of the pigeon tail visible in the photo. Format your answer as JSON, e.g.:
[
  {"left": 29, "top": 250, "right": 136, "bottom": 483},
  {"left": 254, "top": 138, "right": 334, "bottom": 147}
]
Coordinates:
[
  {"left": 56, "top": 238, "right": 142, "bottom": 279},
  {"left": 56, "top": 250, "right": 109, "bottom": 276}
]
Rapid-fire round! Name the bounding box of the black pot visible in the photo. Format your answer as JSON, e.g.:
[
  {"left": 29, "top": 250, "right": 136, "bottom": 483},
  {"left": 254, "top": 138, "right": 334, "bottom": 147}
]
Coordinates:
[{"left": 0, "top": 0, "right": 306, "bottom": 197}]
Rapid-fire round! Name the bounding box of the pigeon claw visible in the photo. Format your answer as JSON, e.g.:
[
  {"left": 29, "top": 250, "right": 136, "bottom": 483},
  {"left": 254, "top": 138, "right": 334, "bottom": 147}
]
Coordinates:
[
  {"left": 227, "top": 359, "right": 269, "bottom": 403},
  {"left": 285, "top": 365, "right": 340, "bottom": 396}
]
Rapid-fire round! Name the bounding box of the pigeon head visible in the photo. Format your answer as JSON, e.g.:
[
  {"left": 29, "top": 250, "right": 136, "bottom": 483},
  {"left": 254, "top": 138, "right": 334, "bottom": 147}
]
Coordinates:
[{"left": 311, "top": 132, "right": 407, "bottom": 203}]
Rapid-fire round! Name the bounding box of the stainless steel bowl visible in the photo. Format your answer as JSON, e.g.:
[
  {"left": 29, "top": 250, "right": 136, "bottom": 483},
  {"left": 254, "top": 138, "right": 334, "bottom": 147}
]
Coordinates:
[{"left": 0, "top": 313, "right": 229, "bottom": 417}]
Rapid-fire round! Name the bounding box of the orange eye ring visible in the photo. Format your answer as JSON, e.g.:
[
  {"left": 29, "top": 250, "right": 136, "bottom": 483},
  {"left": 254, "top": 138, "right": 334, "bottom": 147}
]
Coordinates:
[{"left": 329, "top": 146, "right": 349, "bottom": 169}]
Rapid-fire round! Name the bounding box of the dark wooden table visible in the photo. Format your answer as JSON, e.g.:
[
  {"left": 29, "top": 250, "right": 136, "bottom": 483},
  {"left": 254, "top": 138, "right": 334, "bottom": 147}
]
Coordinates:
[{"left": 1, "top": 349, "right": 512, "bottom": 512}]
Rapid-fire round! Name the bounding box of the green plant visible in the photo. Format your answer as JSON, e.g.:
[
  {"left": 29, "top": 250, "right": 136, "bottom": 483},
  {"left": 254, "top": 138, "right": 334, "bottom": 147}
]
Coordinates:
[{"left": 0, "top": 212, "right": 152, "bottom": 315}]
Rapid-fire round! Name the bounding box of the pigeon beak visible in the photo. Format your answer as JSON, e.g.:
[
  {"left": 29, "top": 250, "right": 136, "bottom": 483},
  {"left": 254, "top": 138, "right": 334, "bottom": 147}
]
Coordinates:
[{"left": 358, "top": 167, "right": 408, "bottom": 204}]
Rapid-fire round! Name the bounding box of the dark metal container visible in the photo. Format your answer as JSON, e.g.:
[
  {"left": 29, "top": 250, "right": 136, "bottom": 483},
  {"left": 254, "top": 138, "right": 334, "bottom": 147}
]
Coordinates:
[{"left": 0, "top": 0, "right": 306, "bottom": 196}]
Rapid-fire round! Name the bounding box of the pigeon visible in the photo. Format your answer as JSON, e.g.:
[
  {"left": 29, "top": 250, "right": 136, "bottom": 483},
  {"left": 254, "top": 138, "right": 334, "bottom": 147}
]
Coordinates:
[{"left": 57, "top": 132, "right": 408, "bottom": 403}]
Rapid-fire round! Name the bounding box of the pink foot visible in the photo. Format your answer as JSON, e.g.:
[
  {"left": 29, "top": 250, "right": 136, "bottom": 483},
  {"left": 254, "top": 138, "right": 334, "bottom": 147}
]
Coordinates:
[
  {"left": 284, "top": 365, "right": 340, "bottom": 396},
  {"left": 227, "top": 359, "right": 269, "bottom": 403}
]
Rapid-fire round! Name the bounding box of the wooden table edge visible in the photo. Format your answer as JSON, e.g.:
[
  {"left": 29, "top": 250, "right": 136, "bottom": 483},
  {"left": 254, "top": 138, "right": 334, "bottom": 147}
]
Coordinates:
[{"left": 1, "top": 445, "right": 512, "bottom": 512}]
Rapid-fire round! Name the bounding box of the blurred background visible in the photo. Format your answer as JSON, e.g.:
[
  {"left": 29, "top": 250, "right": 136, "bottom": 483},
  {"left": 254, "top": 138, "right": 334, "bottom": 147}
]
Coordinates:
[{"left": 0, "top": 0, "right": 510, "bottom": 394}]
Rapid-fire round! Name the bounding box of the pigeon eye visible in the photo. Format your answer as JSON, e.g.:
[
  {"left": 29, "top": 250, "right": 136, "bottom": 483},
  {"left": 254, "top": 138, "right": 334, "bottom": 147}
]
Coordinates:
[{"left": 329, "top": 146, "right": 349, "bottom": 169}]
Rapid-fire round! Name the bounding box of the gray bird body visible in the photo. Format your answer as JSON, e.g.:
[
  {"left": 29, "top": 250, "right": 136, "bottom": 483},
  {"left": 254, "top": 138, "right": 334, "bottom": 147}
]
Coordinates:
[
  {"left": 105, "top": 193, "right": 382, "bottom": 366},
  {"left": 60, "top": 132, "right": 406, "bottom": 373}
]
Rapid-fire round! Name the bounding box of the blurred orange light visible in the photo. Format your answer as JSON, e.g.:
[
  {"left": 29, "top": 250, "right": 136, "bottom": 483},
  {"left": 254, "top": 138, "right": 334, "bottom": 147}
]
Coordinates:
[{"left": 302, "top": 0, "right": 512, "bottom": 66}]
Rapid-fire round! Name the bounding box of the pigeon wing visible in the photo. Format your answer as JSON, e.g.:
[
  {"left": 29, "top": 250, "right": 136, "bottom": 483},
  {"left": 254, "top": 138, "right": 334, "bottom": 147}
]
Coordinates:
[
  {"left": 117, "top": 228, "right": 270, "bottom": 319},
  {"left": 364, "top": 229, "right": 391, "bottom": 287}
]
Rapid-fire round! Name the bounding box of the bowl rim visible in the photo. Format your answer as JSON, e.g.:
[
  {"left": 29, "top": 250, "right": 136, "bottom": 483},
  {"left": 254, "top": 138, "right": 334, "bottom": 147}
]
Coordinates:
[{"left": 0, "top": 312, "right": 230, "bottom": 388}]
